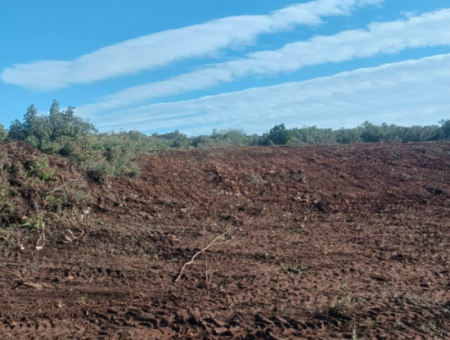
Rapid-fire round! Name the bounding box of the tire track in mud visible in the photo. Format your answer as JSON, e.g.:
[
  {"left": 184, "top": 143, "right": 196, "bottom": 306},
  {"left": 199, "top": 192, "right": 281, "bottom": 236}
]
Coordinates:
[{"left": 2, "top": 143, "right": 450, "bottom": 339}]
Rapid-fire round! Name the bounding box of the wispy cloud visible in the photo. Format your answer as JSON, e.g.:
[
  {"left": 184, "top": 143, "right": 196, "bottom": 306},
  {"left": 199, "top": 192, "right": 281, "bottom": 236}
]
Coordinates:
[
  {"left": 77, "top": 8, "right": 450, "bottom": 117},
  {"left": 1, "top": 0, "right": 382, "bottom": 91},
  {"left": 94, "top": 54, "right": 450, "bottom": 135}
]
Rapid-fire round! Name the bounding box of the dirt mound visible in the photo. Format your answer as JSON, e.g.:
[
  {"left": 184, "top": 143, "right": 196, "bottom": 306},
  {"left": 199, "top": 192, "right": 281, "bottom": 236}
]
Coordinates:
[{"left": 1, "top": 142, "right": 450, "bottom": 339}]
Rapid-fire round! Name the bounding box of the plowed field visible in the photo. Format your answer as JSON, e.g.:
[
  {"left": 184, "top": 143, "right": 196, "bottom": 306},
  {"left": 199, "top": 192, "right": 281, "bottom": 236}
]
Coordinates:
[{"left": 1, "top": 143, "right": 450, "bottom": 339}]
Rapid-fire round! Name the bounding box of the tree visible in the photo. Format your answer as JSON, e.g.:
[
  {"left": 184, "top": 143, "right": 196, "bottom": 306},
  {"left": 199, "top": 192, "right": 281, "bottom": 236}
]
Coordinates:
[
  {"left": 267, "top": 124, "right": 292, "bottom": 145},
  {"left": 8, "top": 101, "right": 97, "bottom": 149},
  {"left": 359, "top": 121, "right": 383, "bottom": 143},
  {"left": 49, "top": 99, "right": 60, "bottom": 116},
  {"left": 8, "top": 119, "right": 25, "bottom": 141},
  {"left": 8, "top": 105, "right": 50, "bottom": 147},
  {"left": 47, "top": 104, "right": 96, "bottom": 141},
  {"left": 440, "top": 120, "right": 450, "bottom": 139},
  {"left": 0, "top": 124, "right": 7, "bottom": 141}
]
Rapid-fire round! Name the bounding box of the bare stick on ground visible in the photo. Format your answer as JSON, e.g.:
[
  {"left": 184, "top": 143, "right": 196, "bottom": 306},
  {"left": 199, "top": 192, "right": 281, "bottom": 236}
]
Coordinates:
[
  {"left": 5, "top": 270, "right": 43, "bottom": 290},
  {"left": 174, "top": 231, "right": 229, "bottom": 283}
]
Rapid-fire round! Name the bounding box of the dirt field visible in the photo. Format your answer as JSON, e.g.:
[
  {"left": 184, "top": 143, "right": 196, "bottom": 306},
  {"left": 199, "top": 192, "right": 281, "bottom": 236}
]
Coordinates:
[{"left": 1, "top": 143, "right": 450, "bottom": 339}]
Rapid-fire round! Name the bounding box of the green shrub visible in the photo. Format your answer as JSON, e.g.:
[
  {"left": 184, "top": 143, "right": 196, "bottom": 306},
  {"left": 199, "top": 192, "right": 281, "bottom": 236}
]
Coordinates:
[
  {"left": 156, "top": 130, "right": 190, "bottom": 148},
  {"left": 290, "top": 126, "right": 337, "bottom": 144},
  {"left": 24, "top": 156, "right": 54, "bottom": 182},
  {"left": 335, "top": 128, "right": 361, "bottom": 144},
  {"left": 84, "top": 159, "right": 110, "bottom": 184},
  {"left": 190, "top": 128, "right": 254, "bottom": 148}
]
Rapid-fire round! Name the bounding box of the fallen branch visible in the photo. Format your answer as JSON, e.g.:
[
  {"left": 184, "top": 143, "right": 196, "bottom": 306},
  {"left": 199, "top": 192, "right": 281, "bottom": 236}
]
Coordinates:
[
  {"left": 20, "top": 281, "right": 43, "bottom": 290},
  {"left": 174, "top": 231, "right": 228, "bottom": 283},
  {"left": 67, "top": 228, "right": 85, "bottom": 240},
  {"left": 5, "top": 270, "right": 43, "bottom": 290}
]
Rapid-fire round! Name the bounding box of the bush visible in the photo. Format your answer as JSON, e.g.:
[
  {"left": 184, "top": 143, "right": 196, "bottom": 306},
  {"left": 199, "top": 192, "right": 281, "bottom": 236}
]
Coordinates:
[
  {"left": 156, "top": 130, "right": 190, "bottom": 148},
  {"left": 84, "top": 159, "right": 110, "bottom": 184},
  {"left": 24, "top": 156, "right": 54, "bottom": 182},
  {"left": 335, "top": 128, "right": 361, "bottom": 144},
  {"left": 290, "top": 126, "right": 337, "bottom": 144}
]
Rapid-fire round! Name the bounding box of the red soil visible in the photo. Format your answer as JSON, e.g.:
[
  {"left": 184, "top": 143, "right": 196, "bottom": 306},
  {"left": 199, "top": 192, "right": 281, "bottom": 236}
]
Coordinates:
[{"left": 1, "top": 143, "right": 450, "bottom": 339}]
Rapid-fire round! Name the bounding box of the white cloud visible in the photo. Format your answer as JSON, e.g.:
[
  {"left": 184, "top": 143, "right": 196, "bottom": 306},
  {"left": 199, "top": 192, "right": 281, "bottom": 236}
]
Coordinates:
[
  {"left": 92, "top": 54, "right": 450, "bottom": 135},
  {"left": 1, "top": 0, "right": 381, "bottom": 91},
  {"left": 77, "top": 8, "right": 450, "bottom": 116},
  {"left": 400, "top": 10, "right": 419, "bottom": 18}
]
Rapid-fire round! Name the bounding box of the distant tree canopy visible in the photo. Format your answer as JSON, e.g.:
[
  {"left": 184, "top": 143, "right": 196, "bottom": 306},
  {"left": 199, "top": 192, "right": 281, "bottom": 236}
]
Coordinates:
[
  {"left": 8, "top": 100, "right": 96, "bottom": 149},
  {"left": 441, "top": 119, "right": 450, "bottom": 139},
  {"left": 0, "top": 124, "right": 7, "bottom": 141},
  {"left": 4, "top": 99, "right": 450, "bottom": 178},
  {"left": 267, "top": 124, "right": 293, "bottom": 145}
]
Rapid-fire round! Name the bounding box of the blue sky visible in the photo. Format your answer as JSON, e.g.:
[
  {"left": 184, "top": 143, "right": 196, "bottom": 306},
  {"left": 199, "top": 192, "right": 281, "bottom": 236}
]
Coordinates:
[{"left": 1, "top": 0, "right": 449, "bottom": 135}]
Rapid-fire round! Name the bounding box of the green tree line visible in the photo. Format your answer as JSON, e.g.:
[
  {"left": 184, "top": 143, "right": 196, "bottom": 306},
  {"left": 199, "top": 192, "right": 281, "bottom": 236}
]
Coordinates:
[{"left": 0, "top": 101, "right": 449, "bottom": 179}]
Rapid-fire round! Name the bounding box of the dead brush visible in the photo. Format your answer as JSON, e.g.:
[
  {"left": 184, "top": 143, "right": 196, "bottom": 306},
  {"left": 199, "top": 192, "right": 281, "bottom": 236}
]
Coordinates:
[
  {"left": 311, "top": 301, "right": 352, "bottom": 322},
  {"left": 311, "top": 284, "right": 359, "bottom": 321},
  {"left": 174, "top": 229, "right": 232, "bottom": 283},
  {"left": 44, "top": 176, "right": 93, "bottom": 212},
  {"left": 0, "top": 227, "right": 25, "bottom": 252},
  {"left": 0, "top": 231, "right": 23, "bottom": 252},
  {"left": 49, "top": 207, "right": 91, "bottom": 243},
  {"left": 2, "top": 270, "right": 43, "bottom": 290}
]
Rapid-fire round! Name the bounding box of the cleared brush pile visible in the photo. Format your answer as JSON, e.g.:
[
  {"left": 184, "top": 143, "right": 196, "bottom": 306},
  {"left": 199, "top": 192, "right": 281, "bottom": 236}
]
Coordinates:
[
  {"left": 1, "top": 142, "right": 450, "bottom": 339},
  {"left": 0, "top": 141, "right": 93, "bottom": 246}
]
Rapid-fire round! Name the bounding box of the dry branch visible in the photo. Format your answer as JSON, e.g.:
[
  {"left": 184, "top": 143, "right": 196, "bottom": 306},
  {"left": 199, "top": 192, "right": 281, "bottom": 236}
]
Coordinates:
[
  {"left": 174, "top": 231, "right": 228, "bottom": 283},
  {"left": 5, "top": 270, "right": 43, "bottom": 290}
]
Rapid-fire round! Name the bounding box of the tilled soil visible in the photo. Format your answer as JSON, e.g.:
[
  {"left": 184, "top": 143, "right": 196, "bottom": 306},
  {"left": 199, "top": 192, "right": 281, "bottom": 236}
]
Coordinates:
[{"left": 1, "top": 143, "right": 450, "bottom": 339}]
